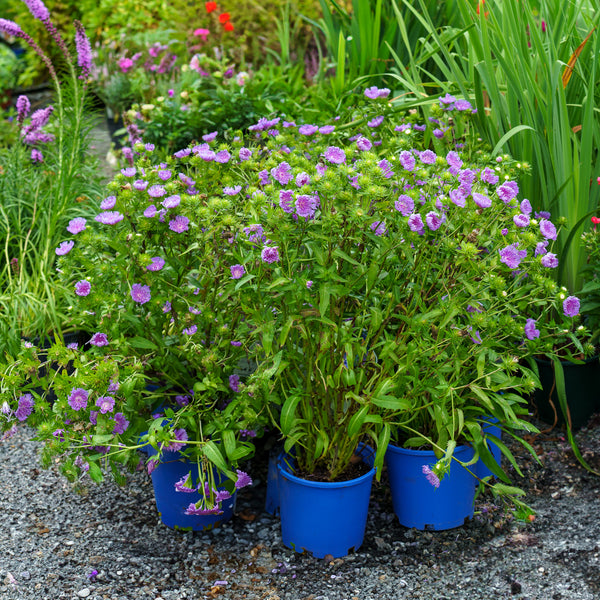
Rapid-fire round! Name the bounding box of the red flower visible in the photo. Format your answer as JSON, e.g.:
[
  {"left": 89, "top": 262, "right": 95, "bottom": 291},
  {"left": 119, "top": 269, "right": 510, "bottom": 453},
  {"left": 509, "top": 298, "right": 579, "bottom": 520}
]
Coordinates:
[
  {"left": 223, "top": 21, "right": 234, "bottom": 31},
  {"left": 205, "top": 1, "right": 217, "bottom": 12},
  {"left": 218, "top": 12, "right": 230, "bottom": 23},
  {"left": 591, "top": 216, "right": 600, "bottom": 224}
]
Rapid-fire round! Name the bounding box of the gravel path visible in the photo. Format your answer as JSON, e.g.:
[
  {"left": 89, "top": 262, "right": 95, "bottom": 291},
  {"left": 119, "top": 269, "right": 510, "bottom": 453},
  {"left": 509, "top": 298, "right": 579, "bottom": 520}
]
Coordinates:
[{"left": 1, "top": 419, "right": 599, "bottom": 600}]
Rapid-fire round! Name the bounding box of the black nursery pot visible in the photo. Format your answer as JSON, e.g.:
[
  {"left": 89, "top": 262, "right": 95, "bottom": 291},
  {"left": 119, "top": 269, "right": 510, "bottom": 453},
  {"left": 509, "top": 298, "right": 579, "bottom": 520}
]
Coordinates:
[{"left": 532, "top": 356, "right": 600, "bottom": 430}]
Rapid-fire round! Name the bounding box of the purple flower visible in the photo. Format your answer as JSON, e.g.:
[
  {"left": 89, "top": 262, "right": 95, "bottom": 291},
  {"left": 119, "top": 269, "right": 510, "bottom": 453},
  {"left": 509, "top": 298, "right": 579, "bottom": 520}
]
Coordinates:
[
  {"left": 535, "top": 241, "right": 548, "bottom": 256},
  {"left": 148, "top": 185, "right": 167, "bottom": 198},
  {"left": 95, "top": 211, "right": 124, "bottom": 225},
  {"left": 15, "top": 393, "right": 34, "bottom": 421},
  {"left": 31, "top": 148, "right": 43, "bottom": 162},
  {"left": 223, "top": 185, "right": 242, "bottom": 196},
  {"left": 425, "top": 211, "right": 444, "bottom": 231},
  {"left": 323, "top": 146, "right": 346, "bottom": 164},
  {"left": 356, "top": 136, "right": 372, "bottom": 151},
  {"left": 496, "top": 180, "right": 519, "bottom": 204},
  {"left": 524, "top": 319, "right": 540, "bottom": 340},
  {"left": 539, "top": 219, "right": 557, "bottom": 240},
  {"left": 108, "top": 379, "right": 119, "bottom": 393},
  {"left": 454, "top": 99, "right": 473, "bottom": 111},
  {"left": 55, "top": 240, "right": 74, "bottom": 256},
  {"left": 166, "top": 428, "right": 188, "bottom": 452},
  {"left": 261, "top": 246, "right": 280, "bottom": 264},
  {"left": 370, "top": 221, "right": 387, "bottom": 236},
  {"left": 163, "top": 301, "right": 172, "bottom": 313},
  {"left": 541, "top": 253, "right": 558, "bottom": 268},
  {"left": 121, "top": 167, "right": 136, "bottom": 177},
  {"left": 472, "top": 193, "right": 492, "bottom": 208},
  {"left": 162, "top": 195, "right": 181, "bottom": 209},
  {"left": 258, "top": 170, "right": 271, "bottom": 186},
  {"left": 364, "top": 86, "right": 390, "bottom": 99},
  {"left": 446, "top": 151, "right": 463, "bottom": 174},
  {"left": 89, "top": 332, "right": 108, "bottom": 347},
  {"left": 244, "top": 224, "right": 264, "bottom": 243},
  {"left": 68, "top": 388, "right": 88, "bottom": 411},
  {"left": 449, "top": 188, "right": 466, "bottom": 208},
  {"left": 279, "top": 189, "right": 294, "bottom": 213},
  {"left": 23, "top": 0, "right": 49, "bottom": 22},
  {"left": 395, "top": 194, "right": 414, "bottom": 216},
  {"left": 144, "top": 205, "right": 157, "bottom": 218},
  {"left": 183, "top": 324, "right": 197, "bottom": 335},
  {"left": 147, "top": 257, "right": 165, "bottom": 271},
  {"left": 203, "top": 131, "right": 218, "bottom": 142},
  {"left": 100, "top": 195, "right": 116, "bottom": 210},
  {"left": 67, "top": 217, "right": 86, "bottom": 235},
  {"left": 563, "top": 296, "right": 580, "bottom": 317},
  {"left": 271, "top": 161, "right": 293, "bottom": 185},
  {"left": 499, "top": 244, "right": 527, "bottom": 269},
  {"left": 174, "top": 148, "right": 192, "bottom": 158},
  {"left": 169, "top": 215, "right": 190, "bottom": 233},
  {"left": 408, "top": 213, "right": 424, "bottom": 233},
  {"left": 175, "top": 474, "right": 196, "bottom": 493},
  {"left": 298, "top": 124, "right": 318, "bottom": 136},
  {"left": 378, "top": 159, "right": 394, "bottom": 178},
  {"left": 112, "top": 413, "right": 129, "bottom": 435},
  {"left": 306, "top": 280, "right": 313, "bottom": 289},
  {"left": 480, "top": 167, "right": 499, "bottom": 185},
  {"left": 295, "top": 172, "right": 310, "bottom": 187},
  {"left": 131, "top": 283, "right": 151, "bottom": 304},
  {"left": 422, "top": 465, "right": 440, "bottom": 488},
  {"left": 420, "top": 150, "right": 437, "bottom": 164},
  {"left": 239, "top": 147, "right": 252, "bottom": 161},
  {"left": 520, "top": 199, "right": 532, "bottom": 215},
  {"left": 16, "top": 95, "right": 31, "bottom": 122},
  {"left": 229, "top": 374, "right": 240, "bottom": 393},
  {"left": 185, "top": 503, "right": 223, "bottom": 516},
  {"left": 399, "top": 151, "right": 416, "bottom": 171},
  {"left": 74, "top": 20, "right": 93, "bottom": 78},
  {"left": 75, "top": 280, "right": 91, "bottom": 296},
  {"left": 96, "top": 396, "right": 115, "bottom": 414},
  {"left": 319, "top": 125, "right": 335, "bottom": 134},
  {"left": 513, "top": 213, "right": 530, "bottom": 227},
  {"left": 216, "top": 150, "right": 231, "bottom": 164},
  {"left": 235, "top": 470, "right": 252, "bottom": 489},
  {"left": 367, "top": 115, "right": 384, "bottom": 128},
  {"left": 439, "top": 93, "right": 457, "bottom": 107},
  {"left": 230, "top": 264, "right": 245, "bottom": 279},
  {"left": 133, "top": 179, "right": 148, "bottom": 191},
  {"left": 295, "top": 194, "right": 318, "bottom": 218}
]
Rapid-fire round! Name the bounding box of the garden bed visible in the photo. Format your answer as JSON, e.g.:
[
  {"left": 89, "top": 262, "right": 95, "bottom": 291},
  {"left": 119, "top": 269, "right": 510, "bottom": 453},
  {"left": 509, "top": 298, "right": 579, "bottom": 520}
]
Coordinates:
[{"left": 1, "top": 417, "right": 599, "bottom": 600}]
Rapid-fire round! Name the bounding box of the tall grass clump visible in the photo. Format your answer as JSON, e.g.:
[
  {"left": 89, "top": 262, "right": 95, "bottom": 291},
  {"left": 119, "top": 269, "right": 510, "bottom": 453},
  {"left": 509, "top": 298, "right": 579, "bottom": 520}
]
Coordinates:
[
  {"left": 0, "top": 2, "right": 103, "bottom": 355},
  {"left": 388, "top": 0, "right": 600, "bottom": 292}
]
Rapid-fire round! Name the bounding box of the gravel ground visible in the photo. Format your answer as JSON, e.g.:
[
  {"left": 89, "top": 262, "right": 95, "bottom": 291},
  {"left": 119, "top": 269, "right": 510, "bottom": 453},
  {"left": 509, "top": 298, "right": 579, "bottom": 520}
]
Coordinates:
[{"left": 1, "top": 416, "right": 599, "bottom": 600}]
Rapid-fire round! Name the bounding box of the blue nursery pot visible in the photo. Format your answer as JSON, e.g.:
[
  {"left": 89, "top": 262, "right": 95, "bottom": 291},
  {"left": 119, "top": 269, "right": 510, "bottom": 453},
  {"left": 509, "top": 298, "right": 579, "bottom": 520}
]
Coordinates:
[
  {"left": 277, "top": 444, "right": 376, "bottom": 558},
  {"left": 147, "top": 447, "right": 236, "bottom": 531},
  {"left": 385, "top": 444, "right": 477, "bottom": 531}
]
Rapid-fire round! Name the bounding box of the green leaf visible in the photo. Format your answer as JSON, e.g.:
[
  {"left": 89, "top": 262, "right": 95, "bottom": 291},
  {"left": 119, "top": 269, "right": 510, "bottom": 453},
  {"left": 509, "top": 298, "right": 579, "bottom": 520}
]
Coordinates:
[
  {"left": 371, "top": 396, "right": 410, "bottom": 410},
  {"left": 222, "top": 430, "right": 236, "bottom": 460},
  {"left": 280, "top": 393, "right": 302, "bottom": 435},
  {"left": 129, "top": 336, "right": 158, "bottom": 350},
  {"left": 347, "top": 404, "right": 369, "bottom": 438},
  {"left": 319, "top": 283, "right": 331, "bottom": 318},
  {"left": 87, "top": 461, "right": 104, "bottom": 483},
  {"left": 203, "top": 441, "right": 232, "bottom": 477}
]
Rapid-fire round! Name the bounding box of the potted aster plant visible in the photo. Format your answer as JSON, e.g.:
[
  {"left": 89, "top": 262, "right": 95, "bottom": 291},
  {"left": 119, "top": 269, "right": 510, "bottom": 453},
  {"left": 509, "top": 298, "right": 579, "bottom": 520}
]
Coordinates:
[
  {"left": 228, "top": 88, "right": 594, "bottom": 538},
  {"left": 0, "top": 137, "right": 271, "bottom": 530}
]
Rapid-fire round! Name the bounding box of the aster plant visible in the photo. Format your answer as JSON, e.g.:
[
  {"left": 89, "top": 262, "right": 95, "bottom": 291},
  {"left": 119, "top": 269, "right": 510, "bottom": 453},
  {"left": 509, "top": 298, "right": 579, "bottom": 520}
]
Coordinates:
[{"left": 222, "top": 88, "right": 589, "bottom": 487}]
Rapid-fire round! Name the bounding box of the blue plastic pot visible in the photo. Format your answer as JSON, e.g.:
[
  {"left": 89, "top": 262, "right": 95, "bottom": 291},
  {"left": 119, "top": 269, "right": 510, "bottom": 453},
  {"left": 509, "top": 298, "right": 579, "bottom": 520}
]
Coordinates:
[
  {"left": 475, "top": 418, "right": 502, "bottom": 480},
  {"left": 385, "top": 444, "right": 476, "bottom": 531},
  {"left": 149, "top": 449, "right": 235, "bottom": 531},
  {"left": 277, "top": 445, "right": 375, "bottom": 559}
]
